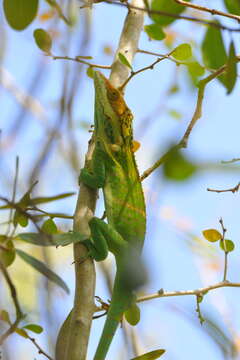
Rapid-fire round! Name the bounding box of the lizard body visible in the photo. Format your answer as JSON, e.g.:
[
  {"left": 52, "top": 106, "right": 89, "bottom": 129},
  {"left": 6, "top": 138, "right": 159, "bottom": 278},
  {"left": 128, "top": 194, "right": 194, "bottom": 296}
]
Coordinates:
[{"left": 56, "top": 71, "right": 146, "bottom": 360}]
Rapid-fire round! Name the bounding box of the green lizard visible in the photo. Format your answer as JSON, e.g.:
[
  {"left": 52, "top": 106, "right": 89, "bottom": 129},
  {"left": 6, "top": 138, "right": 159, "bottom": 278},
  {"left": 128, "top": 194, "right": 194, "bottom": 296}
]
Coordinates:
[
  {"left": 56, "top": 71, "right": 146, "bottom": 360},
  {"left": 80, "top": 71, "right": 146, "bottom": 360}
]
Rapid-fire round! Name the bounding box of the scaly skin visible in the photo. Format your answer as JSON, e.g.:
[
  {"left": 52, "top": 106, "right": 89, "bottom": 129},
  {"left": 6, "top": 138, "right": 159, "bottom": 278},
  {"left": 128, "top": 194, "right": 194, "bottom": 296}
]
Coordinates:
[
  {"left": 88, "top": 72, "right": 146, "bottom": 360},
  {"left": 55, "top": 72, "right": 146, "bottom": 360}
]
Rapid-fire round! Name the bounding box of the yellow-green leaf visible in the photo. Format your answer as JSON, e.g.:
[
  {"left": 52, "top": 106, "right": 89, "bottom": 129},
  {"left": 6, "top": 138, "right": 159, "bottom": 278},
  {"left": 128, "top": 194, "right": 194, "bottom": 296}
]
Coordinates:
[
  {"left": 202, "top": 229, "right": 222, "bottom": 242},
  {"left": 118, "top": 53, "right": 132, "bottom": 69},
  {"left": 23, "top": 323, "right": 43, "bottom": 334},
  {"left": 34, "top": 28, "right": 52, "bottom": 53},
  {"left": 163, "top": 148, "right": 197, "bottom": 181},
  {"left": 13, "top": 210, "right": 28, "bottom": 227},
  {"left": 0, "top": 310, "right": 11, "bottom": 324},
  {"left": 124, "top": 303, "right": 140, "bottom": 326},
  {"left": 220, "top": 239, "right": 235, "bottom": 252},
  {"left": 151, "top": 0, "right": 190, "bottom": 26},
  {"left": 41, "top": 218, "right": 58, "bottom": 235},
  {"left": 172, "top": 43, "right": 192, "bottom": 61},
  {"left": 0, "top": 235, "right": 16, "bottom": 267},
  {"left": 3, "top": 0, "right": 38, "bottom": 31},
  {"left": 131, "top": 349, "right": 166, "bottom": 360},
  {"left": 187, "top": 62, "right": 205, "bottom": 77},
  {"left": 15, "top": 328, "right": 28, "bottom": 338},
  {"left": 87, "top": 67, "right": 95, "bottom": 79},
  {"left": 144, "top": 24, "right": 165, "bottom": 41}
]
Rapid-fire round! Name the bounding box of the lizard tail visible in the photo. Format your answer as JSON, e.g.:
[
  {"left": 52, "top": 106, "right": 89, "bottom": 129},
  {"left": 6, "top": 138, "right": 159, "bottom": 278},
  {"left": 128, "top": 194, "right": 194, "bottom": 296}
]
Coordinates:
[{"left": 93, "top": 271, "right": 132, "bottom": 360}]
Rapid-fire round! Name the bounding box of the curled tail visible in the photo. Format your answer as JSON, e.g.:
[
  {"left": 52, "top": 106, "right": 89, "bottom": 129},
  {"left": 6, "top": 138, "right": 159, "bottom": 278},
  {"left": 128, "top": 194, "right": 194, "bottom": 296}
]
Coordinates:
[{"left": 94, "top": 271, "right": 132, "bottom": 360}]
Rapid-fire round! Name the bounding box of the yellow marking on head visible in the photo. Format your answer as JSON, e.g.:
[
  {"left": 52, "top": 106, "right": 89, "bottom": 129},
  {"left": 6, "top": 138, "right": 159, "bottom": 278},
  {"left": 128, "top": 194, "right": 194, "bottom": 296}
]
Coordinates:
[{"left": 132, "top": 140, "right": 140, "bottom": 152}]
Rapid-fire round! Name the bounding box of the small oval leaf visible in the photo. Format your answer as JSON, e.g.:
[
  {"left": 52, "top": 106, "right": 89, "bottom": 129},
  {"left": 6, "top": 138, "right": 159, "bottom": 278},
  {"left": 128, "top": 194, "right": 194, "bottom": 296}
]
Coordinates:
[
  {"left": 172, "top": 43, "right": 192, "bottom": 61},
  {"left": 23, "top": 324, "right": 43, "bottom": 334},
  {"left": 34, "top": 28, "right": 52, "bottom": 53},
  {"left": 151, "top": 0, "right": 189, "bottom": 26},
  {"left": 3, "top": 0, "right": 38, "bottom": 31},
  {"left": 144, "top": 24, "right": 165, "bottom": 41},
  {"left": 0, "top": 310, "right": 11, "bottom": 324},
  {"left": 15, "top": 328, "right": 28, "bottom": 338},
  {"left": 124, "top": 303, "right": 140, "bottom": 326},
  {"left": 0, "top": 236, "right": 16, "bottom": 267},
  {"left": 118, "top": 53, "right": 132, "bottom": 69},
  {"left": 220, "top": 239, "right": 235, "bottom": 252},
  {"left": 41, "top": 218, "right": 58, "bottom": 235},
  {"left": 87, "top": 67, "right": 95, "bottom": 79},
  {"left": 202, "top": 229, "right": 222, "bottom": 242}
]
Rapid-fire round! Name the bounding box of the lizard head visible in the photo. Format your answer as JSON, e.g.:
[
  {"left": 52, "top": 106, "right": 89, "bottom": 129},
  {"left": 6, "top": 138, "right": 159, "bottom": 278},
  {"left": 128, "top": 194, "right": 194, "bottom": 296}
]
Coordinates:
[{"left": 94, "top": 71, "right": 134, "bottom": 155}]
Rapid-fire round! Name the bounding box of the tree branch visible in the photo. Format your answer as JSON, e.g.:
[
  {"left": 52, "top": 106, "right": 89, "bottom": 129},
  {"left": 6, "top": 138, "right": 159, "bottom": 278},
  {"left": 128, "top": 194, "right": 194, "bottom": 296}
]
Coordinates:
[
  {"left": 103, "top": 0, "right": 240, "bottom": 32},
  {"left": 137, "top": 281, "right": 240, "bottom": 303},
  {"left": 173, "top": 0, "right": 240, "bottom": 23},
  {"left": 0, "top": 261, "right": 24, "bottom": 345}
]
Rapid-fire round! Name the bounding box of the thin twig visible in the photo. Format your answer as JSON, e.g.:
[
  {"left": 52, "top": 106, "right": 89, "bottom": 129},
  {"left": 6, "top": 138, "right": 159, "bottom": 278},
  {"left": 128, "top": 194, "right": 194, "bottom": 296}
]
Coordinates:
[
  {"left": 119, "top": 51, "right": 174, "bottom": 91},
  {"left": 51, "top": 55, "right": 111, "bottom": 69},
  {"left": 140, "top": 61, "right": 234, "bottom": 181},
  {"left": 103, "top": 0, "right": 240, "bottom": 33},
  {"left": 173, "top": 0, "right": 240, "bottom": 23},
  {"left": 219, "top": 218, "right": 228, "bottom": 282},
  {"left": 0, "top": 261, "right": 24, "bottom": 345},
  {"left": 137, "top": 281, "right": 240, "bottom": 303},
  {"left": 207, "top": 182, "right": 240, "bottom": 193},
  {"left": 27, "top": 336, "right": 53, "bottom": 360},
  {"left": 221, "top": 157, "right": 240, "bottom": 164}
]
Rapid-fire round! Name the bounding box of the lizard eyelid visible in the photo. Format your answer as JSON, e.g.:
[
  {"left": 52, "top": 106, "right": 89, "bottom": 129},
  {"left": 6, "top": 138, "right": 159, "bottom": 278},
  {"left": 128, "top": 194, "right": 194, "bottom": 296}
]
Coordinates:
[{"left": 107, "top": 90, "right": 119, "bottom": 101}]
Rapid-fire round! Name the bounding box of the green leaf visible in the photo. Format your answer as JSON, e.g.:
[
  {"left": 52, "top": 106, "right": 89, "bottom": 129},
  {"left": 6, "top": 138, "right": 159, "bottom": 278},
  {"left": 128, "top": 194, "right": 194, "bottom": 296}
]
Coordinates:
[
  {"left": 13, "top": 210, "right": 28, "bottom": 227},
  {"left": 131, "top": 349, "right": 166, "bottom": 360},
  {"left": 15, "top": 328, "right": 28, "bottom": 338},
  {"left": 23, "top": 324, "right": 43, "bottom": 334},
  {"left": 201, "top": 24, "right": 227, "bottom": 86},
  {"left": 187, "top": 62, "right": 205, "bottom": 78},
  {"left": 163, "top": 148, "right": 197, "bottom": 181},
  {"left": 124, "top": 303, "right": 140, "bottom": 326},
  {"left": 41, "top": 218, "right": 58, "bottom": 235},
  {"left": 17, "top": 231, "right": 88, "bottom": 246},
  {"left": 224, "top": 0, "right": 240, "bottom": 15},
  {"left": 33, "top": 28, "right": 52, "bottom": 53},
  {"left": 172, "top": 43, "right": 192, "bottom": 61},
  {"left": 0, "top": 235, "right": 16, "bottom": 267},
  {"left": 0, "top": 310, "right": 11, "bottom": 324},
  {"left": 87, "top": 67, "right": 95, "bottom": 79},
  {"left": 225, "top": 41, "right": 237, "bottom": 94},
  {"left": 3, "top": 0, "right": 38, "bottom": 30},
  {"left": 31, "top": 192, "right": 75, "bottom": 205},
  {"left": 202, "top": 229, "right": 222, "bottom": 242},
  {"left": 16, "top": 249, "right": 70, "bottom": 293},
  {"left": 118, "top": 53, "right": 132, "bottom": 69},
  {"left": 144, "top": 24, "right": 165, "bottom": 40},
  {"left": 151, "top": 0, "right": 190, "bottom": 26},
  {"left": 220, "top": 239, "right": 235, "bottom": 252}
]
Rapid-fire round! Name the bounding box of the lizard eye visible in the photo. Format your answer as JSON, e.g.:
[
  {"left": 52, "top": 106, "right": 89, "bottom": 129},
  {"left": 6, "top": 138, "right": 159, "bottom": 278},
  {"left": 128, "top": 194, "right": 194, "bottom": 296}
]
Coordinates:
[{"left": 107, "top": 90, "right": 119, "bottom": 101}]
